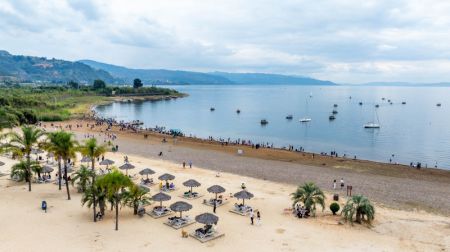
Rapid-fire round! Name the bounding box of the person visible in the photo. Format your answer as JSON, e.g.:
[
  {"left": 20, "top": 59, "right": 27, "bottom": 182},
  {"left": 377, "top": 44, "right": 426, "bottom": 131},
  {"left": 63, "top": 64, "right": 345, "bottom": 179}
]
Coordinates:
[
  {"left": 340, "top": 178, "right": 344, "bottom": 190},
  {"left": 188, "top": 160, "right": 192, "bottom": 168},
  {"left": 213, "top": 200, "right": 217, "bottom": 213},
  {"left": 241, "top": 182, "right": 246, "bottom": 190},
  {"left": 41, "top": 200, "right": 47, "bottom": 213},
  {"left": 250, "top": 209, "right": 254, "bottom": 225},
  {"left": 158, "top": 151, "right": 163, "bottom": 156},
  {"left": 183, "top": 162, "right": 186, "bottom": 168},
  {"left": 257, "top": 211, "right": 261, "bottom": 225},
  {"left": 159, "top": 181, "right": 163, "bottom": 191}
]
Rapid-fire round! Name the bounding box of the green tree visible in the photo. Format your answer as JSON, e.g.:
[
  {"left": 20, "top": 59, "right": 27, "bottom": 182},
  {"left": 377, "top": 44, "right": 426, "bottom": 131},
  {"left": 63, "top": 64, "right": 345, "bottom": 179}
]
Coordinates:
[
  {"left": 93, "top": 79, "right": 106, "bottom": 89},
  {"left": 133, "top": 78, "right": 143, "bottom": 89},
  {"left": 291, "top": 182, "right": 326, "bottom": 216},
  {"left": 3, "top": 126, "right": 45, "bottom": 191},
  {"left": 96, "top": 169, "right": 132, "bottom": 230},
  {"left": 44, "top": 132, "right": 65, "bottom": 190},
  {"left": 68, "top": 81, "right": 79, "bottom": 89},
  {"left": 123, "top": 184, "right": 151, "bottom": 215},
  {"left": 47, "top": 131, "right": 78, "bottom": 200},
  {"left": 82, "top": 183, "right": 107, "bottom": 217},
  {"left": 78, "top": 138, "right": 107, "bottom": 222},
  {"left": 342, "top": 195, "right": 375, "bottom": 225},
  {"left": 10, "top": 160, "right": 41, "bottom": 182},
  {"left": 72, "top": 165, "right": 94, "bottom": 193}
]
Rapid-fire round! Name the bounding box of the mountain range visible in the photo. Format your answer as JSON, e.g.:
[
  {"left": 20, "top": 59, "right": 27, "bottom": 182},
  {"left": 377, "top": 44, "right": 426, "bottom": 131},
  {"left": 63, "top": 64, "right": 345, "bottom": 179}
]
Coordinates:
[
  {"left": 0, "top": 50, "right": 115, "bottom": 84},
  {"left": 0, "top": 50, "right": 336, "bottom": 85}
]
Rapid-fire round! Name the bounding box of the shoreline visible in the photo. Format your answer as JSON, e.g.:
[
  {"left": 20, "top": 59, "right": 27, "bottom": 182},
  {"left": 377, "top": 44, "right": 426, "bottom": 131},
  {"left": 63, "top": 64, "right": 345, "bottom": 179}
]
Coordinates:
[{"left": 43, "top": 119, "right": 450, "bottom": 216}]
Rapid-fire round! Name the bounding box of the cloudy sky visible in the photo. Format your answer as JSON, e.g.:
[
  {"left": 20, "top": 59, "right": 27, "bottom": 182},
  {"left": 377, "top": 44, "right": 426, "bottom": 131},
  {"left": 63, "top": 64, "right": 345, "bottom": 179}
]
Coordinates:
[{"left": 1, "top": 0, "right": 450, "bottom": 83}]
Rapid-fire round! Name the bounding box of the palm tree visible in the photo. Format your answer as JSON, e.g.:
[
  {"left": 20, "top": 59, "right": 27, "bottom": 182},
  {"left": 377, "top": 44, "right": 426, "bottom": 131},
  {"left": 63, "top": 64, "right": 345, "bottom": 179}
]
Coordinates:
[
  {"left": 3, "top": 126, "right": 45, "bottom": 191},
  {"left": 81, "top": 183, "right": 107, "bottom": 217},
  {"left": 10, "top": 160, "right": 41, "bottom": 182},
  {"left": 46, "top": 131, "right": 78, "bottom": 200},
  {"left": 342, "top": 195, "right": 375, "bottom": 225},
  {"left": 78, "top": 138, "right": 107, "bottom": 222},
  {"left": 44, "top": 132, "right": 64, "bottom": 190},
  {"left": 96, "top": 169, "right": 132, "bottom": 230},
  {"left": 291, "top": 182, "right": 326, "bottom": 216},
  {"left": 123, "top": 184, "right": 151, "bottom": 215},
  {"left": 72, "top": 165, "right": 94, "bottom": 193}
]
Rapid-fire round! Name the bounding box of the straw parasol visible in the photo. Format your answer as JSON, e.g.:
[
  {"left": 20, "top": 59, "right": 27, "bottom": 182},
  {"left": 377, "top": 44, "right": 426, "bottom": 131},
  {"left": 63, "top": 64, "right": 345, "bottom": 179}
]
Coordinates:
[
  {"left": 42, "top": 165, "right": 54, "bottom": 174},
  {"left": 119, "top": 163, "right": 135, "bottom": 175},
  {"left": 158, "top": 173, "right": 175, "bottom": 182},
  {"left": 207, "top": 185, "right": 226, "bottom": 201},
  {"left": 139, "top": 184, "right": 150, "bottom": 193},
  {"left": 152, "top": 192, "right": 171, "bottom": 207},
  {"left": 0, "top": 161, "right": 5, "bottom": 166},
  {"left": 234, "top": 190, "right": 254, "bottom": 205},
  {"left": 31, "top": 148, "right": 44, "bottom": 155},
  {"left": 81, "top": 156, "right": 92, "bottom": 163},
  {"left": 139, "top": 168, "right": 155, "bottom": 179},
  {"left": 170, "top": 201, "right": 192, "bottom": 217},
  {"left": 99, "top": 159, "right": 114, "bottom": 169},
  {"left": 182, "top": 179, "right": 201, "bottom": 193},
  {"left": 195, "top": 213, "right": 219, "bottom": 225}
]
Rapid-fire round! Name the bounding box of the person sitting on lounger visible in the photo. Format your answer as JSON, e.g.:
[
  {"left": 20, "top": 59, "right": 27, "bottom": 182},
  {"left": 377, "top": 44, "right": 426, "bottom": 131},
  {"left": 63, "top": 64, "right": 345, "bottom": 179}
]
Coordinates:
[{"left": 169, "top": 182, "right": 175, "bottom": 189}]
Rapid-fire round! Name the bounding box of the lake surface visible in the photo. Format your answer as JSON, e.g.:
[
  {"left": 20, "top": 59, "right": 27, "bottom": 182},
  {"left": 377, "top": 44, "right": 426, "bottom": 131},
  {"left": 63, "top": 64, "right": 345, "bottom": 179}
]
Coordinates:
[{"left": 95, "top": 85, "right": 450, "bottom": 169}]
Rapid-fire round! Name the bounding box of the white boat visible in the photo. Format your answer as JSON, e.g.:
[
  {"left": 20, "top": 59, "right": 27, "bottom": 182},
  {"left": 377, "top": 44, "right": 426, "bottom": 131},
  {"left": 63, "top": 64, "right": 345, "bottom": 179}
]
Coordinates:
[
  {"left": 299, "top": 118, "right": 312, "bottom": 122},
  {"left": 364, "top": 123, "right": 380, "bottom": 128},
  {"left": 364, "top": 108, "right": 381, "bottom": 129},
  {"left": 300, "top": 96, "right": 312, "bottom": 123}
]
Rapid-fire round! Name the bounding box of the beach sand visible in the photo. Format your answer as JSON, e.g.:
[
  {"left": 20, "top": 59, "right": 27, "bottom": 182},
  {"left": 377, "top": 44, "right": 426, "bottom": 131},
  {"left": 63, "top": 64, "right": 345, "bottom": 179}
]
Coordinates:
[{"left": 0, "top": 129, "right": 449, "bottom": 251}]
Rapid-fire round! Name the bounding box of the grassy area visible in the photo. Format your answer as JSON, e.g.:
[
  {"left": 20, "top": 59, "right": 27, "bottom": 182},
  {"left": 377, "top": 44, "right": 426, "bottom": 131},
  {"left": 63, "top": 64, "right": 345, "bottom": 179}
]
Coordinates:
[{"left": 0, "top": 85, "right": 181, "bottom": 128}]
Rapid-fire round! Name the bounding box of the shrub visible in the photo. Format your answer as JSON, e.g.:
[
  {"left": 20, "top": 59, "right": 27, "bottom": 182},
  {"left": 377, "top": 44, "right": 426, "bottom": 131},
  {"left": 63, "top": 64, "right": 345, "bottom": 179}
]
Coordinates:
[{"left": 330, "top": 202, "right": 340, "bottom": 215}]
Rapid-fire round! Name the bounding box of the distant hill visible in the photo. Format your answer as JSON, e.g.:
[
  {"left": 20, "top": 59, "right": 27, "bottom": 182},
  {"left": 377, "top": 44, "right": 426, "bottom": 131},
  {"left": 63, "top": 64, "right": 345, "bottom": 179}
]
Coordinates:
[
  {"left": 0, "top": 50, "right": 116, "bottom": 84},
  {"left": 210, "top": 71, "right": 336, "bottom": 85},
  {"left": 79, "top": 60, "right": 233, "bottom": 85},
  {"left": 80, "top": 60, "right": 336, "bottom": 85}
]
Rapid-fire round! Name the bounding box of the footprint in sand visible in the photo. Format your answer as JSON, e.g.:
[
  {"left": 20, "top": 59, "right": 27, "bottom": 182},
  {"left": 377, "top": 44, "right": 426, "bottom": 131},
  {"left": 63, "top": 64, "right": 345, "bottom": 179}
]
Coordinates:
[{"left": 276, "top": 228, "right": 285, "bottom": 234}]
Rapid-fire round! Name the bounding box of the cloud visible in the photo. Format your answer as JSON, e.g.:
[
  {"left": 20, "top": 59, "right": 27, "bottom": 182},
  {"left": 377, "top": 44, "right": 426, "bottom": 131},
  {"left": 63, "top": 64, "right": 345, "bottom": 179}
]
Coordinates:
[{"left": 1, "top": 0, "right": 450, "bottom": 83}]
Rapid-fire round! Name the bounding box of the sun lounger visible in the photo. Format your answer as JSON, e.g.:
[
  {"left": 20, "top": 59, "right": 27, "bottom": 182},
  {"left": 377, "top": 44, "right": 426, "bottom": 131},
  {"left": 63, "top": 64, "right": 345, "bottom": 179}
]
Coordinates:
[
  {"left": 190, "top": 227, "right": 225, "bottom": 243},
  {"left": 229, "top": 203, "right": 253, "bottom": 216},
  {"left": 164, "top": 216, "right": 195, "bottom": 229}
]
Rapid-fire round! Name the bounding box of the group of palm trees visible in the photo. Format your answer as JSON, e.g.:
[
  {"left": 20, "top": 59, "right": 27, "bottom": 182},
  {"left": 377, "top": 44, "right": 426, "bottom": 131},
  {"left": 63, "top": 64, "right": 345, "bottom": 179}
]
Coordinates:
[
  {"left": 291, "top": 182, "right": 375, "bottom": 225},
  {"left": 0, "top": 125, "right": 151, "bottom": 231}
]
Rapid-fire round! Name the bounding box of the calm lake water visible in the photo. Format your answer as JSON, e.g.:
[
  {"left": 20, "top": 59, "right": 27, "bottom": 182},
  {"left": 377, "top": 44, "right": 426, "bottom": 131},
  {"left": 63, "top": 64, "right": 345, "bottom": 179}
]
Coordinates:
[{"left": 95, "top": 85, "right": 450, "bottom": 169}]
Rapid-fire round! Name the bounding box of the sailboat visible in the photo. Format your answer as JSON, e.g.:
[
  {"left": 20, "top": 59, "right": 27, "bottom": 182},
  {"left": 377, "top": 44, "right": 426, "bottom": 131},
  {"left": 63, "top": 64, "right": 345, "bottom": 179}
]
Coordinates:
[
  {"left": 299, "top": 96, "right": 312, "bottom": 123},
  {"left": 364, "top": 108, "right": 380, "bottom": 128}
]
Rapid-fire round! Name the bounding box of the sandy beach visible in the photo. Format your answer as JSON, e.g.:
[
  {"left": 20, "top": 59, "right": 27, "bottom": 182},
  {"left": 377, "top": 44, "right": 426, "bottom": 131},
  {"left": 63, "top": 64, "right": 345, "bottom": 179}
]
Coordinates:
[{"left": 0, "top": 122, "right": 449, "bottom": 251}]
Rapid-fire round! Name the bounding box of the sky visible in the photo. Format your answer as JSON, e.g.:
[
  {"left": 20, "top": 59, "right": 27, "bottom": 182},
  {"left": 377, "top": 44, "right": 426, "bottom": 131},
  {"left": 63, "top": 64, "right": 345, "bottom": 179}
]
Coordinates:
[{"left": 1, "top": 0, "right": 450, "bottom": 84}]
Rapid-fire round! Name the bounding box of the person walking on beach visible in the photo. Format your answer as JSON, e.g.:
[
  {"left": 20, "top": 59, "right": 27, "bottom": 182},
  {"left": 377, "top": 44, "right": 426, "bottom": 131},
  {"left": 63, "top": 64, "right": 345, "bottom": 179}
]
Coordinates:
[
  {"left": 250, "top": 209, "right": 254, "bottom": 225},
  {"left": 188, "top": 160, "right": 192, "bottom": 168},
  {"left": 340, "top": 178, "right": 345, "bottom": 190},
  {"left": 182, "top": 162, "right": 186, "bottom": 168},
  {"left": 257, "top": 211, "right": 261, "bottom": 226},
  {"left": 213, "top": 200, "right": 217, "bottom": 213},
  {"left": 333, "top": 179, "right": 336, "bottom": 190}
]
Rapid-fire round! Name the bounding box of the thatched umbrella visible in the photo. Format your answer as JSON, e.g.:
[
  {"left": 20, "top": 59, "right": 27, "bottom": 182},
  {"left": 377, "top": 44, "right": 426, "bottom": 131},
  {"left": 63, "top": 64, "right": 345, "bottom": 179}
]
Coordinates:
[
  {"left": 182, "top": 179, "right": 201, "bottom": 194},
  {"left": 234, "top": 190, "right": 254, "bottom": 205},
  {"left": 139, "top": 168, "right": 155, "bottom": 179},
  {"left": 207, "top": 185, "right": 226, "bottom": 201},
  {"left": 80, "top": 156, "right": 91, "bottom": 168},
  {"left": 170, "top": 201, "right": 192, "bottom": 217},
  {"left": 195, "top": 213, "right": 219, "bottom": 225},
  {"left": 99, "top": 159, "right": 114, "bottom": 169},
  {"left": 0, "top": 161, "right": 5, "bottom": 166},
  {"left": 31, "top": 148, "right": 44, "bottom": 155},
  {"left": 152, "top": 192, "right": 171, "bottom": 207},
  {"left": 139, "top": 185, "right": 150, "bottom": 193},
  {"left": 119, "top": 163, "right": 135, "bottom": 175},
  {"left": 42, "top": 165, "right": 54, "bottom": 174},
  {"left": 158, "top": 173, "right": 175, "bottom": 182}
]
